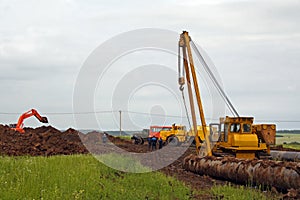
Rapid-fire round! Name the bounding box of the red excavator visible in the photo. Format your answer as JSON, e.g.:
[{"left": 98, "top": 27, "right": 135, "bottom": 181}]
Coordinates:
[{"left": 10, "top": 109, "right": 48, "bottom": 133}]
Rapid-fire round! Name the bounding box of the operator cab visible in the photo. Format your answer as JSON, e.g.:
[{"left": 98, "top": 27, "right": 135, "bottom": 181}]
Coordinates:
[
  {"left": 210, "top": 116, "right": 256, "bottom": 145},
  {"left": 9, "top": 124, "right": 17, "bottom": 128},
  {"left": 219, "top": 116, "right": 253, "bottom": 139},
  {"left": 172, "top": 123, "right": 186, "bottom": 131}
]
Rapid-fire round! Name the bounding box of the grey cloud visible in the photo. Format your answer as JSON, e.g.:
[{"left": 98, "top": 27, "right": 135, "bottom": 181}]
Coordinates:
[{"left": 0, "top": 0, "right": 299, "bottom": 129}]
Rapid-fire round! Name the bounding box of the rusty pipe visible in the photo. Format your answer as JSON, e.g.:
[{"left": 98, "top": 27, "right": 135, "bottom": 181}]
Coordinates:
[{"left": 183, "top": 154, "right": 300, "bottom": 191}]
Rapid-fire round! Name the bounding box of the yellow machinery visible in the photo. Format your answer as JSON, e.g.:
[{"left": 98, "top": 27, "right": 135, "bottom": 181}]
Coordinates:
[
  {"left": 132, "top": 124, "right": 209, "bottom": 146},
  {"left": 211, "top": 117, "right": 276, "bottom": 159},
  {"left": 178, "top": 31, "right": 276, "bottom": 159},
  {"left": 180, "top": 31, "right": 300, "bottom": 192},
  {"left": 159, "top": 124, "right": 187, "bottom": 145},
  {"left": 159, "top": 124, "right": 209, "bottom": 146},
  {"left": 188, "top": 125, "right": 209, "bottom": 142}
]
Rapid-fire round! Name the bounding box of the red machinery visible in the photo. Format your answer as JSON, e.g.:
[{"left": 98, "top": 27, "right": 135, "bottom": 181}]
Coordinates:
[
  {"left": 10, "top": 109, "right": 48, "bottom": 133},
  {"left": 149, "top": 125, "right": 172, "bottom": 138}
]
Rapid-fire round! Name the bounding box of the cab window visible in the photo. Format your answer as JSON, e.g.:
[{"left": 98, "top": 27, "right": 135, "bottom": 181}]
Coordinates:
[
  {"left": 230, "top": 123, "right": 240, "bottom": 132},
  {"left": 151, "top": 127, "right": 162, "bottom": 132},
  {"left": 243, "top": 124, "right": 251, "bottom": 133}
]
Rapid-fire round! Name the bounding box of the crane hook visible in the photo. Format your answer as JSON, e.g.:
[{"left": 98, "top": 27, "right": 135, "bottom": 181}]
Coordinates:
[{"left": 180, "top": 85, "right": 184, "bottom": 91}]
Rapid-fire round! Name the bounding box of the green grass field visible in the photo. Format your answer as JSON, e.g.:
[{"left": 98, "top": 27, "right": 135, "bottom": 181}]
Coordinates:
[
  {"left": 276, "top": 133, "right": 300, "bottom": 150},
  {"left": 211, "top": 184, "right": 269, "bottom": 200},
  {"left": 0, "top": 155, "right": 271, "bottom": 199},
  {"left": 0, "top": 155, "right": 192, "bottom": 199},
  {"left": 118, "top": 135, "right": 133, "bottom": 141}
]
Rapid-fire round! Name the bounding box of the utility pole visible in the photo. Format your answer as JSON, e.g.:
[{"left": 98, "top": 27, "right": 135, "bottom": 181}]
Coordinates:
[{"left": 119, "top": 110, "right": 122, "bottom": 136}]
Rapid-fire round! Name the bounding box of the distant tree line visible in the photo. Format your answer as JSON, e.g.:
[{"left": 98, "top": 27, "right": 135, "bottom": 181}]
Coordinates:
[{"left": 277, "top": 130, "right": 300, "bottom": 134}]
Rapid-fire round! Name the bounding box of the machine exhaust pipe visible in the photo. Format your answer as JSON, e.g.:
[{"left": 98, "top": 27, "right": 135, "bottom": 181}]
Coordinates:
[{"left": 183, "top": 154, "right": 300, "bottom": 191}]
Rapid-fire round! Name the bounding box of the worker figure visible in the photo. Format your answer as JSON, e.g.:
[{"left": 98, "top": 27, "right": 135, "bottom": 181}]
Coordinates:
[
  {"left": 102, "top": 133, "right": 107, "bottom": 144},
  {"left": 158, "top": 137, "right": 163, "bottom": 149},
  {"left": 151, "top": 137, "right": 157, "bottom": 150},
  {"left": 147, "top": 137, "right": 152, "bottom": 151}
]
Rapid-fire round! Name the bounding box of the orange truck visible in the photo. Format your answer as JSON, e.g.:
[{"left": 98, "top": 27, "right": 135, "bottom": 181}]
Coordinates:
[{"left": 149, "top": 125, "right": 172, "bottom": 138}]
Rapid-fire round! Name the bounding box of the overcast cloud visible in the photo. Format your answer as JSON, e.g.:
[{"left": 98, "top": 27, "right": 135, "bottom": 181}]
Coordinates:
[{"left": 0, "top": 0, "right": 299, "bottom": 130}]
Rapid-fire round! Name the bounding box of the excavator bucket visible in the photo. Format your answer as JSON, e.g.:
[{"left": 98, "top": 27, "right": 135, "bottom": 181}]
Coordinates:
[{"left": 40, "top": 117, "right": 48, "bottom": 123}]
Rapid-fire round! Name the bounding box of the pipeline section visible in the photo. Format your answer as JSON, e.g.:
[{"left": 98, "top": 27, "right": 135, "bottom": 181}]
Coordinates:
[
  {"left": 183, "top": 154, "right": 300, "bottom": 190},
  {"left": 271, "top": 150, "right": 300, "bottom": 162}
]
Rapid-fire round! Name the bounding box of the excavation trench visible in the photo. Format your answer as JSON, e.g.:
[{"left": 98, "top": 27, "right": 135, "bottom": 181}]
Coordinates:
[{"left": 183, "top": 154, "right": 300, "bottom": 191}]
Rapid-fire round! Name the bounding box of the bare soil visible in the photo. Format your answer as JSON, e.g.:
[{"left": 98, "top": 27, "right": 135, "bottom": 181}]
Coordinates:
[{"left": 0, "top": 125, "right": 88, "bottom": 156}]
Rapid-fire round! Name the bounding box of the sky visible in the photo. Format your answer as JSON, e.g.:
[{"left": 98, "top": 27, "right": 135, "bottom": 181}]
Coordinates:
[{"left": 0, "top": 0, "right": 299, "bottom": 130}]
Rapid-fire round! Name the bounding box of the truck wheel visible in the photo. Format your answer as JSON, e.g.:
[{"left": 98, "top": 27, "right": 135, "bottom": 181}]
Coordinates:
[
  {"left": 131, "top": 136, "right": 144, "bottom": 145},
  {"left": 167, "top": 136, "right": 179, "bottom": 146},
  {"left": 141, "top": 137, "right": 145, "bottom": 145}
]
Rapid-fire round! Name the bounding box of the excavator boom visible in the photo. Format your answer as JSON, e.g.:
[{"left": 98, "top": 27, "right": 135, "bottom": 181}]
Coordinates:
[{"left": 12, "top": 109, "right": 48, "bottom": 133}]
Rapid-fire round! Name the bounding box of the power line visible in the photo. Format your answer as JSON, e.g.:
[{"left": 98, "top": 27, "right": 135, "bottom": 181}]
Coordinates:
[
  {"left": 0, "top": 110, "right": 117, "bottom": 115},
  {"left": 123, "top": 110, "right": 187, "bottom": 118},
  {"left": 0, "top": 112, "right": 21, "bottom": 115},
  {"left": 0, "top": 110, "right": 300, "bottom": 123},
  {"left": 255, "top": 119, "right": 300, "bottom": 123},
  {"left": 45, "top": 111, "right": 115, "bottom": 115}
]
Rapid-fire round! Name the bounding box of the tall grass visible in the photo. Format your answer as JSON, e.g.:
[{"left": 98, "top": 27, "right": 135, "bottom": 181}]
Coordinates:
[
  {"left": 211, "top": 184, "right": 269, "bottom": 200},
  {"left": 118, "top": 135, "right": 133, "bottom": 141},
  {"left": 283, "top": 142, "right": 300, "bottom": 150},
  {"left": 0, "top": 155, "right": 192, "bottom": 199},
  {"left": 0, "top": 155, "right": 274, "bottom": 199}
]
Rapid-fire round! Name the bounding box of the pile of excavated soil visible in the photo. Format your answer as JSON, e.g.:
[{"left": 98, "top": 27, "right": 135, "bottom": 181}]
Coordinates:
[
  {"left": 0, "top": 125, "right": 88, "bottom": 156},
  {"left": 0, "top": 125, "right": 147, "bottom": 156}
]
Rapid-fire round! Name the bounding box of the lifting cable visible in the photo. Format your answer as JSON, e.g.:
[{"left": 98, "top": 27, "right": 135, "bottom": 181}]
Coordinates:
[
  {"left": 178, "top": 44, "right": 192, "bottom": 130},
  {"left": 180, "top": 87, "right": 192, "bottom": 130},
  {"left": 190, "top": 40, "right": 240, "bottom": 117}
]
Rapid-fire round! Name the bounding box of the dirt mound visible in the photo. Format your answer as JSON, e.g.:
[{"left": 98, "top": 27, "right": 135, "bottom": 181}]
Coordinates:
[
  {"left": 0, "top": 125, "right": 88, "bottom": 156},
  {"left": 0, "top": 125, "right": 137, "bottom": 156},
  {"left": 0, "top": 123, "right": 149, "bottom": 157}
]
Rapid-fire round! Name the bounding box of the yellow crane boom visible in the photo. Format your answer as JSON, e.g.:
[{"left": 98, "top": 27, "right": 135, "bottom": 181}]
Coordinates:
[{"left": 178, "top": 31, "right": 212, "bottom": 156}]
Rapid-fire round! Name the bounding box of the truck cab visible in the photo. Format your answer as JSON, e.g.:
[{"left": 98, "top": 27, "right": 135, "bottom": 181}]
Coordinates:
[
  {"left": 149, "top": 125, "right": 172, "bottom": 138},
  {"left": 159, "top": 124, "right": 187, "bottom": 145}
]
